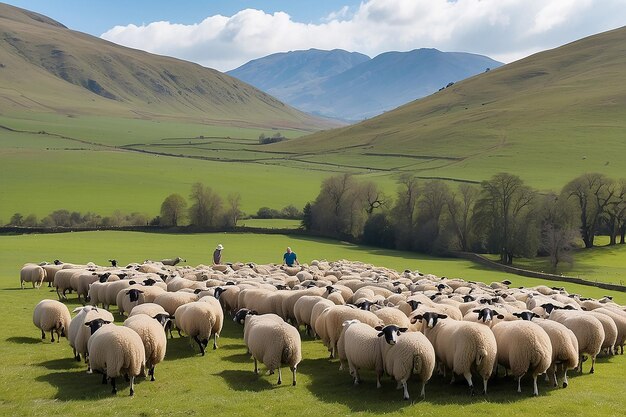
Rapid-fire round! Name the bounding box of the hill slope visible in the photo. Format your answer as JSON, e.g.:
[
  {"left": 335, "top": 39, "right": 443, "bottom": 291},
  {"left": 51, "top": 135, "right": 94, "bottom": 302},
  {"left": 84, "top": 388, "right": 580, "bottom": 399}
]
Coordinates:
[
  {"left": 273, "top": 26, "right": 626, "bottom": 187},
  {"left": 228, "top": 48, "right": 501, "bottom": 120},
  {"left": 0, "top": 3, "right": 333, "bottom": 130}
]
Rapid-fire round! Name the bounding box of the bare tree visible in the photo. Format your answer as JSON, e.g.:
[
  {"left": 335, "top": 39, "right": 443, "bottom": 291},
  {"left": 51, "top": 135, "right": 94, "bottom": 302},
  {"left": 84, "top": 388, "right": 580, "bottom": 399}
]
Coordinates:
[
  {"left": 446, "top": 183, "right": 479, "bottom": 251},
  {"left": 416, "top": 180, "right": 450, "bottom": 249},
  {"left": 605, "top": 178, "right": 626, "bottom": 245},
  {"left": 474, "top": 173, "right": 538, "bottom": 264},
  {"left": 160, "top": 193, "right": 187, "bottom": 226},
  {"left": 361, "top": 181, "right": 386, "bottom": 215},
  {"left": 539, "top": 193, "right": 580, "bottom": 269},
  {"left": 562, "top": 173, "right": 615, "bottom": 248},
  {"left": 225, "top": 193, "right": 242, "bottom": 227}
]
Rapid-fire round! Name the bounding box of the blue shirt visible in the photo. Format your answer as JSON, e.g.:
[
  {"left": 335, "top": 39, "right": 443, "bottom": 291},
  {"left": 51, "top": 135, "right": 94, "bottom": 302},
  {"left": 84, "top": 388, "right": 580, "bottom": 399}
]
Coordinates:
[{"left": 283, "top": 251, "right": 297, "bottom": 266}]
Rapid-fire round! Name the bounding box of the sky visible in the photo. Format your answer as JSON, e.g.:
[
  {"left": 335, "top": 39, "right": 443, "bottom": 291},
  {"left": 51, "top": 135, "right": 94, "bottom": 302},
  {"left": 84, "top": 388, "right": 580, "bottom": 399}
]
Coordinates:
[{"left": 5, "top": 0, "right": 626, "bottom": 72}]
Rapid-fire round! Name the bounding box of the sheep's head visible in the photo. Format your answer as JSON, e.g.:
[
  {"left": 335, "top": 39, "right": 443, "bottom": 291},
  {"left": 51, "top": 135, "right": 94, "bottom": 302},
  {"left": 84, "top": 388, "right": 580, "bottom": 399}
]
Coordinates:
[
  {"left": 233, "top": 308, "right": 257, "bottom": 325},
  {"left": 376, "top": 324, "right": 408, "bottom": 345},
  {"left": 84, "top": 318, "right": 112, "bottom": 335},
  {"left": 126, "top": 289, "right": 144, "bottom": 303},
  {"left": 411, "top": 311, "right": 447, "bottom": 328},
  {"left": 512, "top": 311, "right": 539, "bottom": 321},
  {"left": 473, "top": 308, "right": 504, "bottom": 322}
]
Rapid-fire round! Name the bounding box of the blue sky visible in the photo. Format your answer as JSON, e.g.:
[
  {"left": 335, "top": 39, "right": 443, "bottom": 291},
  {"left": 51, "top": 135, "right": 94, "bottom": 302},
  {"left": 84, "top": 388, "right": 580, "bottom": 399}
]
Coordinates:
[{"left": 4, "top": 1, "right": 626, "bottom": 71}]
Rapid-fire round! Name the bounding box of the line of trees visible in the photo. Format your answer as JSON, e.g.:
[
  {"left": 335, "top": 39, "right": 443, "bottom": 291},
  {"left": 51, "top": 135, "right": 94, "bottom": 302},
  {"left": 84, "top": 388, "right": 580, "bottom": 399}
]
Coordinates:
[
  {"left": 303, "top": 172, "right": 626, "bottom": 269},
  {"left": 5, "top": 209, "right": 150, "bottom": 228}
]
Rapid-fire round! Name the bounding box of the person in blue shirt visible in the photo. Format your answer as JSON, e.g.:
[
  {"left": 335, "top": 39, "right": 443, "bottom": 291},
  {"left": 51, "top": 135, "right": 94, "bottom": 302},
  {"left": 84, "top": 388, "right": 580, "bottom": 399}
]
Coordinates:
[{"left": 282, "top": 247, "right": 299, "bottom": 267}]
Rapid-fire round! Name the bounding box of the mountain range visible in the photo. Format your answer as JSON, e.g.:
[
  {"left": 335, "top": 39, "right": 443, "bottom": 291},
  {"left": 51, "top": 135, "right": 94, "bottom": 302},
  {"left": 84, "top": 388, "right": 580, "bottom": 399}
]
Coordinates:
[{"left": 228, "top": 48, "right": 502, "bottom": 121}]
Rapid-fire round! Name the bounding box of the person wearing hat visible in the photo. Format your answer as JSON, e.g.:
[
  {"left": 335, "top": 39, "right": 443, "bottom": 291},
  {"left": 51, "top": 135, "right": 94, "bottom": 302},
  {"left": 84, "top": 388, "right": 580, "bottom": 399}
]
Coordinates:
[{"left": 213, "top": 244, "right": 224, "bottom": 265}]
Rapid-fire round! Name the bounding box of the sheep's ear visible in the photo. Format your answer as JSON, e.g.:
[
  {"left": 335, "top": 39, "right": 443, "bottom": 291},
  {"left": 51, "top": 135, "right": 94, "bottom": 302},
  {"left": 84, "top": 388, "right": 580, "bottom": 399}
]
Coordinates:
[
  {"left": 472, "top": 309, "right": 481, "bottom": 313},
  {"left": 129, "top": 280, "right": 136, "bottom": 285},
  {"left": 72, "top": 307, "right": 84, "bottom": 313},
  {"left": 377, "top": 332, "right": 385, "bottom": 338},
  {"left": 581, "top": 306, "right": 587, "bottom": 311},
  {"left": 438, "top": 314, "right": 448, "bottom": 319},
  {"left": 374, "top": 325, "right": 383, "bottom": 331},
  {"left": 103, "top": 320, "right": 111, "bottom": 325},
  {"left": 496, "top": 314, "right": 505, "bottom": 319},
  {"left": 512, "top": 313, "right": 521, "bottom": 318},
  {"left": 84, "top": 321, "right": 92, "bottom": 327},
  {"left": 399, "top": 327, "right": 408, "bottom": 333}
]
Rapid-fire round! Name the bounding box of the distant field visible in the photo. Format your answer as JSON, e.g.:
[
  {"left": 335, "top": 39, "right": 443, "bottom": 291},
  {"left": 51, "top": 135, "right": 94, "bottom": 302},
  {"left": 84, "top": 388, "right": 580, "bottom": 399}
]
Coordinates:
[
  {"left": 237, "top": 218, "right": 302, "bottom": 229},
  {"left": 0, "top": 231, "right": 624, "bottom": 417},
  {"left": 508, "top": 236, "right": 626, "bottom": 286}
]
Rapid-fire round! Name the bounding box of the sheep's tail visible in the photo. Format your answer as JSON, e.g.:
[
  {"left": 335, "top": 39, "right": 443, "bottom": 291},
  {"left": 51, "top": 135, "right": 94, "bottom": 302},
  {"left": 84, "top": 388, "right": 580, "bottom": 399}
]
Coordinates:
[
  {"left": 476, "top": 348, "right": 487, "bottom": 366},
  {"left": 413, "top": 354, "right": 422, "bottom": 375}
]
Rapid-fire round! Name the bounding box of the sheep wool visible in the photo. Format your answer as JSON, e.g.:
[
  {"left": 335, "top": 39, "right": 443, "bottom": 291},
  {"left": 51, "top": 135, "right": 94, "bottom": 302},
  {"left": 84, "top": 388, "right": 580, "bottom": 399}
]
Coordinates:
[
  {"left": 20, "top": 264, "right": 46, "bottom": 289},
  {"left": 124, "top": 314, "right": 168, "bottom": 381},
  {"left": 87, "top": 325, "right": 146, "bottom": 396},
  {"left": 33, "top": 299, "right": 71, "bottom": 342}
]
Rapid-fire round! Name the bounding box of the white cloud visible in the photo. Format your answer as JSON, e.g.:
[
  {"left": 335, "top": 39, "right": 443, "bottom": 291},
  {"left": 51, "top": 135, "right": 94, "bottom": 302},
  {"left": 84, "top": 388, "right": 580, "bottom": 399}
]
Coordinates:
[{"left": 100, "top": 0, "right": 626, "bottom": 72}]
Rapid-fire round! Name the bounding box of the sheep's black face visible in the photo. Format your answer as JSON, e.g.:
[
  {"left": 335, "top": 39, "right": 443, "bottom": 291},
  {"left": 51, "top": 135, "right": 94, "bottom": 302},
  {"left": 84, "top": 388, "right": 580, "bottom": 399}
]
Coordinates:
[
  {"left": 407, "top": 300, "right": 421, "bottom": 311},
  {"left": 356, "top": 300, "right": 374, "bottom": 311},
  {"left": 143, "top": 278, "right": 156, "bottom": 286},
  {"left": 85, "top": 319, "right": 111, "bottom": 335},
  {"left": 376, "top": 325, "right": 407, "bottom": 345},
  {"left": 127, "top": 289, "right": 144, "bottom": 302},
  {"left": 153, "top": 313, "right": 171, "bottom": 329},
  {"left": 541, "top": 303, "right": 559, "bottom": 314},
  {"left": 214, "top": 287, "right": 226, "bottom": 299},
  {"left": 474, "top": 308, "right": 504, "bottom": 322},
  {"left": 513, "top": 311, "right": 537, "bottom": 321},
  {"left": 412, "top": 312, "right": 447, "bottom": 328},
  {"left": 463, "top": 295, "right": 475, "bottom": 302},
  {"left": 233, "top": 309, "right": 251, "bottom": 325}
]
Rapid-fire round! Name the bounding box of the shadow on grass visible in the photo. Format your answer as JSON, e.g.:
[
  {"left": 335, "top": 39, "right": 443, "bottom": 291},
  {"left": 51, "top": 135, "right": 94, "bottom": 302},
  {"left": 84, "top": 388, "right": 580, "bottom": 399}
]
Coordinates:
[
  {"left": 37, "top": 358, "right": 84, "bottom": 371},
  {"left": 6, "top": 336, "right": 41, "bottom": 344},
  {"left": 35, "top": 368, "right": 144, "bottom": 400},
  {"left": 222, "top": 352, "right": 252, "bottom": 364},
  {"left": 301, "top": 357, "right": 555, "bottom": 411},
  {"left": 217, "top": 369, "right": 276, "bottom": 392}
]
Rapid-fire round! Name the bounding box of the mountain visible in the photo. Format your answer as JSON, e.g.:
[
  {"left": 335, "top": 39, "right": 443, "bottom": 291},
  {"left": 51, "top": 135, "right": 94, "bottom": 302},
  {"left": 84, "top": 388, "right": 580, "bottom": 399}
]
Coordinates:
[
  {"left": 228, "top": 48, "right": 502, "bottom": 121},
  {"left": 265, "top": 26, "right": 626, "bottom": 188},
  {"left": 0, "top": 3, "right": 335, "bottom": 130}
]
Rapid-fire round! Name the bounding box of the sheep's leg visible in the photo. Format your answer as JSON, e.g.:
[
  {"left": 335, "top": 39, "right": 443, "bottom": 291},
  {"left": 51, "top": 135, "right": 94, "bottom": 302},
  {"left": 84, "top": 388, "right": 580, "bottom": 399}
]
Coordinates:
[
  {"left": 277, "top": 367, "right": 282, "bottom": 385},
  {"left": 110, "top": 377, "right": 117, "bottom": 394},
  {"left": 376, "top": 371, "right": 382, "bottom": 389},
  {"left": 463, "top": 372, "right": 474, "bottom": 395},
  {"left": 402, "top": 381, "right": 410, "bottom": 400},
  {"left": 563, "top": 369, "right": 569, "bottom": 388},
  {"left": 590, "top": 355, "right": 596, "bottom": 374},
  {"left": 129, "top": 376, "right": 135, "bottom": 396},
  {"left": 483, "top": 377, "right": 488, "bottom": 395},
  {"left": 291, "top": 366, "right": 298, "bottom": 386},
  {"left": 50, "top": 330, "right": 55, "bottom": 343},
  {"left": 40, "top": 329, "right": 45, "bottom": 340},
  {"left": 532, "top": 375, "right": 539, "bottom": 396},
  {"left": 213, "top": 333, "right": 219, "bottom": 350},
  {"left": 253, "top": 358, "right": 259, "bottom": 375},
  {"left": 101, "top": 373, "right": 107, "bottom": 384},
  {"left": 517, "top": 376, "right": 522, "bottom": 393},
  {"left": 150, "top": 366, "right": 155, "bottom": 382},
  {"left": 419, "top": 381, "right": 426, "bottom": 399},
  {"left": 193, "top": 335, "right": 205, "bottom": 356}
]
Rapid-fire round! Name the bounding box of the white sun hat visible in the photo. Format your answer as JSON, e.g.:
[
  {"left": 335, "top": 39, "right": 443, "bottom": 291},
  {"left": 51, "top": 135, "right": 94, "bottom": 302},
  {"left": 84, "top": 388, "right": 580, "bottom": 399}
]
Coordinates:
[{"left": 216, "top": 244, "right": 224, "bottom": 250}]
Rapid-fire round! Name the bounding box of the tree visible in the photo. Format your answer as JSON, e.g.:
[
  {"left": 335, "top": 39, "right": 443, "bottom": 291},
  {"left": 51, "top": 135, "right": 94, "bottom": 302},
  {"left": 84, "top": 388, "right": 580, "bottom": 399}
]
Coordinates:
[
  {"left": 22, "top": 214, "right": 38, "bottom": 227},
  {"left": 362, "top": 212, "right": 396, "bottom": 248},
  {"left": 445, "top": 183, "right": 479, "bottom": 251},
  {"left": 415, "top": 180, "right": 450, "bottom": 252},
  {"left": 538, "top": 193, "right": 580, "bottom": 269},
  {"left": 225, "top": 193, "right": 242, "bottom": 227},
  {"left": 391, "top": 174, "right": 420, "bottom": 250},
  {"left": 301, "top": 202, "right": 313, "bottom": 231},
  {"left": 361, "top": 181, "right": 386, "bottom": 215},
  {"left": 281, "top": 205, "right": 302, "bottom": 219},
  {"left": 9, "top": 213, "right": 24, "bottom": 226},
  {"left": 188, "top": 183, "right": 223, "bottom": 227},
  {"left": 605, "top": 178, "right": 626, "bottom": 245},
  {"left": 562, "top": 173, "right": 615, "bottom": 248},
  {"left": 160, "top": 194, "right": 187, "bottom": 226},
  {"left": 474, "top": 173, "right": 538, "bottom": 264}
]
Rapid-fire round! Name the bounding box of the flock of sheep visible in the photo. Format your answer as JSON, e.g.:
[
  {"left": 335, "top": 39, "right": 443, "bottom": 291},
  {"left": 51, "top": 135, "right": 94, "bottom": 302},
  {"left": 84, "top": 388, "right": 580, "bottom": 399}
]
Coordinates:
[{"left": 24, "top": 257, "right": 626, "bottom": 399}]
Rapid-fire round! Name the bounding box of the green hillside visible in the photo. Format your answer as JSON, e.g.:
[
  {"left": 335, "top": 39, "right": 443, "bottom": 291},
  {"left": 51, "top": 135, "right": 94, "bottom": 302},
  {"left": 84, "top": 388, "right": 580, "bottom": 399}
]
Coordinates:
[
  {"left": 269, "top": 26, "right": 626, "bottom": 189},
  {"left": 0, "top": 3, "right": 333, "bottom": 131}
]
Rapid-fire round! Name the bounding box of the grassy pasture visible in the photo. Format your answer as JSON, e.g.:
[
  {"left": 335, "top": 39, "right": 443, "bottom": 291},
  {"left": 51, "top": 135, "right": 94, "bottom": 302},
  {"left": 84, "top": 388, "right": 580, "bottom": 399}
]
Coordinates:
[{"left": 0, "top": 231, "right": 624, "bottom": 416}]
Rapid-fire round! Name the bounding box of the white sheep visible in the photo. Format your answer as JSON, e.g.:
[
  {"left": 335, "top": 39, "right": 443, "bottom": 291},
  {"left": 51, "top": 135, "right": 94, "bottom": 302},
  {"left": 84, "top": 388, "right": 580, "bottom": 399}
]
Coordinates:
[
  {"left": 32, "top": 299, "right": 71, "bottom": 342},
  {"left": 20, "top": 264, "right": 46, "bottom": 289},
  {"left": 175, "top": 299, "right": 223, "bottom": 355},
  {"left": 243, "top": 313, "right": 302, "bottom": 385},
  {"left": 382, "top": 329, "right": 436, "bottom": 400},
  {"left": 412, "top": 311, "right": 497, "bottom": 395},
  {"left": 70, "top": 307, "right": 115, "bottom": 367},
  {"left": 86, "top": 322, "right": 146, "bottom": 396},
  {"left": 593, "top": 307, "right": 626, "bottom": 354},
  {"left": 532, "top": 318, "right": 579, "bottom": 388},
  {"left": 323, "top": 305, "right": 384, "bottom": 358},
  {"left": 491, "top": 320, "right": 552, "bottom": 396},
  {"left": 293, "top": 295, "right": 326, "bottom": 336},
  {"left": 546, "top": 306, "right": 605, "bottom": 373},
  {"left": 124, "top": 314, "right": 168, "bottom": 381},
  {"left": 153, "top": 291, "right": 198, "bottom": 316}
]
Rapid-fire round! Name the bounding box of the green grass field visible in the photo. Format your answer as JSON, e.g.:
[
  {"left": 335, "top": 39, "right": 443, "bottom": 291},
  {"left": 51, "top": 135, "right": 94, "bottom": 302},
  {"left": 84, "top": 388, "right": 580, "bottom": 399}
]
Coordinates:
[{"left": 0, "top": 232, "right": 624, "bottom": 416}]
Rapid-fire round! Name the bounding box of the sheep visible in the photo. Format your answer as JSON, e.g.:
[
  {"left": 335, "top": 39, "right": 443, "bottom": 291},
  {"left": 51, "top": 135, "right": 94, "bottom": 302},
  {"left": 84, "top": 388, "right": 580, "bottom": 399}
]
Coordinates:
[
  {"left": 116, "top": 285, "right": 166, "bottom": 317},
  {"left": 592, "top": 307, "right": 626, "bottom": 354},
  {"left": 102, "top": 279, "right": 135, "bottom": 309},
  {"left": 520, "top": 316, "right": 579, "bottom": 388},
  {"left": 214, "top": 286, "right": 241, "bottom": 315},
  {"left": 41, "top": 263, "right": 63, "bottom": 287},
  {"left": 585, "top": 311, "right": 618, "bottom": 355},
  {"left": 293, "top": 295, "right": 326, "bottom": 336},
  {"left": 412, "top": 312, "right": 497, "bottom": 395},
  {"left": 20, "top": 264, "right": 46, "bottom": 289},
  {"left": 323, "top": 305, "right": 384, "bottom": 358},
  {"left": 86, "top": 321, "right": 146, "bottom": 396},
  {"left": 124, "top": 314, "right": 168, "bottom": 381},
  {"left": 32, "top": 299, "right": 71, "bottom": 342},
  {"left": 243, "top": 313, "right": 302, "bottom": 385},
  {"left": 161, "top": 257, "right": 185, "bottom": 266},
  {"left": 491, "top": 320, "right": 552, "bottom": 396},
  {"left": 546, "top": 305, "right": 605, "bottom": 373},
  {"left": 381, "top": 329, "right": 436, "bottom": 400},
  {"left": 54, "top": 268, "right": 85, "bottom": 300},
  {"left": 174, "top": 298, "right": 223, "bottom": 355},
  {"left": 153, "top": 292, "right": 198, "bottom": 316},
  {"left": 71, "top": 307, "right": 115, "bottom": 367},
  {"left": 129, "top": 302, "right": 168, "bottom": 318},
  {"left": 372, "top": 307, "right": 412, "bottom": 329},
  {"left": 463, "top": 307, "right": 505, "bottom": 327},
  {"left": 311, "top": 300, "right": 336, "bottom": 339}
]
